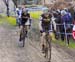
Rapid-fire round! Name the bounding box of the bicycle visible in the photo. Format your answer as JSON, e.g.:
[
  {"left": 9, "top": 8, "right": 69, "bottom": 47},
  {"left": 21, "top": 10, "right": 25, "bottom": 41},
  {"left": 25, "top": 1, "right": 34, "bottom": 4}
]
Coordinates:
[
  {"left": 44, "top": 29, "right": 52, "bottom": 62},
  {"left": 19, "top": 25, "right": 27, "bottom": 47}
]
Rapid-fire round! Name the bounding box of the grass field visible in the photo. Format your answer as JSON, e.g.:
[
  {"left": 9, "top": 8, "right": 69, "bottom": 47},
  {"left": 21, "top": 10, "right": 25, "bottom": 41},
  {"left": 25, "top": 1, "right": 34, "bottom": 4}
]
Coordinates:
[
  {"left": 53, "top": 38, "right": 75, "bottom": 48},
  {"left": 0, "top": 15, "right": 6, "bottom": 24},
  {"left": 0, "top": 19, "right": 3, "bottom": 24},
  {"left": 30, "top": 11, "right": 43, "bottom": 19},
  {"left": 0, "top": 15, "right": 16, "bottom": 26},
  {"left": 6, "top": 17, "right": 16, "bottom": 26}
]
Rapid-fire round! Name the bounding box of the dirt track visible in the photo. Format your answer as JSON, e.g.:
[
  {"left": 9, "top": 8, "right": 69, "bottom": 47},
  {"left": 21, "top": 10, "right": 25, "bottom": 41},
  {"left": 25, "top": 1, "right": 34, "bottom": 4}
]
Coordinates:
[{"left": 0, "top": 22, "right": 75, "bottom": 62}]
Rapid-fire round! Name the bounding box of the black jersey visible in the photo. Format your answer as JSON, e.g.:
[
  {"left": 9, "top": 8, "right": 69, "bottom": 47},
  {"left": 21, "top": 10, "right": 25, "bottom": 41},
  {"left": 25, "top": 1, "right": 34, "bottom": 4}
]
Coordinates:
[
  {"left": 41, "top": 14, "right": 51, "bottom": 27},
  {"left": 21, "top": 12, "right": 30, "bottom": 25}
]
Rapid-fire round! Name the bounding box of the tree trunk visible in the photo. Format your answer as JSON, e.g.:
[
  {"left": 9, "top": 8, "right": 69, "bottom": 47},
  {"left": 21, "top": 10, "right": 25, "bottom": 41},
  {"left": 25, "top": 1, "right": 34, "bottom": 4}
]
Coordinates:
[
  {"left": 6, "top": 3, "right": 10, "bottom": 17},
  {"left": 3, "top": 0, "right": 10, "bottom": 17},
  {"left": 12, "top": 0, "right": 18, "bottom": 8}
]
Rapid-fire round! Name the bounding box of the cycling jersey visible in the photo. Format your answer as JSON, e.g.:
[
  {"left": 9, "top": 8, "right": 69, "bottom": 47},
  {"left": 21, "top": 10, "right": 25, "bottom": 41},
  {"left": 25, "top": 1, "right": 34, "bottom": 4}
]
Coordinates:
[
  {"left": 40, "top": 14, "right": 51, "bottom": 32},
  {"left": 21, "top": 12, "right": 30, "bottom": 25}
]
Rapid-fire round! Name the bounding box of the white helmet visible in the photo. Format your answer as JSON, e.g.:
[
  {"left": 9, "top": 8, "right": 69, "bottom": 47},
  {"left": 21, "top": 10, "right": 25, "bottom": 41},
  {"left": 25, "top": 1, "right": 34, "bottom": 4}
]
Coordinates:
[
  {"left": 61, "top": 10, "right": 67, "bottom": 16},
  {"left": 16, "top": 8, "right": 19, "bottom": 11}
]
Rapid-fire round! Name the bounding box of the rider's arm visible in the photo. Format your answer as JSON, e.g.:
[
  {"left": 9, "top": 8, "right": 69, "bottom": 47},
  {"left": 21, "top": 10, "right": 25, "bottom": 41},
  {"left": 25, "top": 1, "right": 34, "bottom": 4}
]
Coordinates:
[
  {"left": 21, "top": 13, "right": 24, "bottom": 18},
  {"left": 27, "top": 13, "right": 30, "bottom": 18},
  {"left": 39, "top": 17, "right": 43, "bottom": 30},
  {"left": 22, "top": 15, "right": 28, "bottom": 19},
  {"left": 19, "top": 10, "right": 22, "bottom": 18},
  {"left": 51, "top": 17, "right": 56, "bottom": 31},
  {"left": 28, "top": 13, "right": 32, "bottom": 26}
]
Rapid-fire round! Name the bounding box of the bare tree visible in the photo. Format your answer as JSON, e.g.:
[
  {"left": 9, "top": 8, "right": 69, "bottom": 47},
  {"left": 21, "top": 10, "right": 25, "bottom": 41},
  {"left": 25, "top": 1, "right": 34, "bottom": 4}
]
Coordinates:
[
  {"left": 3, "top": 0, "right": 10, "bottom": 17},
  {"left": 12, "top": 0, "right": 18, "bottom": 7}
]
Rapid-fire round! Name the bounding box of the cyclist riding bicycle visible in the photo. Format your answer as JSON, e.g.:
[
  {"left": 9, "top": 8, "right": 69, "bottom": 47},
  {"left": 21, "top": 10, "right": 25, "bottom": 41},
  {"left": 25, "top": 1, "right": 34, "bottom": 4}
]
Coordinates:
[
  {"left": 19, "top": 9, "right": 31, "bottom": 41},
  {"left": 39, "top": 11, "right": 52, "bottom": 53}
]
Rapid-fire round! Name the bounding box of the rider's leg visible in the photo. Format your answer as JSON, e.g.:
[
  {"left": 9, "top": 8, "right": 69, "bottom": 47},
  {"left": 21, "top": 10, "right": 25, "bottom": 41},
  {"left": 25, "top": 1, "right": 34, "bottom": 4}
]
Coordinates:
[
  {"left": 41, "top": 32, "right": 46, "bottom": 52},
  {"left": 25, "top": 26, "right": 28, "bottom": 37},
  {"left": 29, "top": 19, "right": 32, "bottom": 29},
  {"left": 19, "top": 25, "right": 23, "bottom": 41}
]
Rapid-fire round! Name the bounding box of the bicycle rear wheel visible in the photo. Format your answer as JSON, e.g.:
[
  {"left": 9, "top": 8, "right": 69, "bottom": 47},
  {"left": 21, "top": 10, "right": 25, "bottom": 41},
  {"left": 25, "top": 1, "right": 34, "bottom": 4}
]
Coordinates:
[{"left": 19, "top": 27, "right": 27, "bottom": 47}]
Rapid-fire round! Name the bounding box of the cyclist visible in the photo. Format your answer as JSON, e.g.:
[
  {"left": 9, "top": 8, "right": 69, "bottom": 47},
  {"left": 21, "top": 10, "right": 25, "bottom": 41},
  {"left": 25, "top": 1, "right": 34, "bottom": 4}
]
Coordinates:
[
  {"left": 19, "top": 8, "right": 31, "bottom": 41},
  {"left": 39, "top": 11, "right": 52, "bottom": 53},
  {"left": 16, "top": 7, "right": 22, "bottom": 27}
]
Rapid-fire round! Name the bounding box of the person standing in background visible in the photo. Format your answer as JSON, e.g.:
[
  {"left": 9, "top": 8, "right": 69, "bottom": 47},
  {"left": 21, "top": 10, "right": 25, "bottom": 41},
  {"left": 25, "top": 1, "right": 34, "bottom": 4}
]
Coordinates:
[{"left": 16, "top": 7, "right": 22, "bottom": 27}]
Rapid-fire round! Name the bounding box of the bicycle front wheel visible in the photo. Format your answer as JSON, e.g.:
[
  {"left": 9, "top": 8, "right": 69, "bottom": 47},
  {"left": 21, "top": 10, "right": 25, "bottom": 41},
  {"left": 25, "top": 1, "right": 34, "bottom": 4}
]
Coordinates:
[
  {"left": 47, "top": 36, "right": 51, "bottom": 62},
  {"left": 48, "top": 40, "right": 51, "bottom": 62},
  {"left": 22, "top": 37, "right": 25, "bottom": 47},
  {"left": 22, "top": 31, "right": 27, "bottom": 47}
]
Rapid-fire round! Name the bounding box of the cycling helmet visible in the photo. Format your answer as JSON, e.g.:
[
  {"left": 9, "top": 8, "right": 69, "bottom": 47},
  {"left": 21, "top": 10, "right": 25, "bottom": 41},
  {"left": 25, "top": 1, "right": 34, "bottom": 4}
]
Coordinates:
[
  {"left": 16, "top": 8, "right": 19, "bottom": 11},
  {"left": 61, "top": 10, "right": 67, "bottom": 16}
]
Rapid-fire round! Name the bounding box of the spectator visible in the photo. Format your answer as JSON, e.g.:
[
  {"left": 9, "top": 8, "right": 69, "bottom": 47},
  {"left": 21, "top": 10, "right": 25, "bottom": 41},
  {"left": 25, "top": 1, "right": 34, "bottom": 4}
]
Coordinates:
[
  {"left": 61, "top": 9, "right": 72, "bottom": 43},
  {"left": 61, "top": 10, "right": 67, "bottom": 41},
  {"left": 16, "top": 7, "right": 22, "bottom": 27}
]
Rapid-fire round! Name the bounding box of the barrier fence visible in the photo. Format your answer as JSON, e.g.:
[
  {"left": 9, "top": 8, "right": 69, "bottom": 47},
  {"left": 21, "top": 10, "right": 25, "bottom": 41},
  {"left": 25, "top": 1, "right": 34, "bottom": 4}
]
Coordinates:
[{"left": 54, "top": 22, "right": 74, "bottom": 45}]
